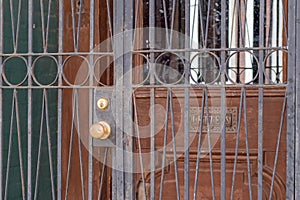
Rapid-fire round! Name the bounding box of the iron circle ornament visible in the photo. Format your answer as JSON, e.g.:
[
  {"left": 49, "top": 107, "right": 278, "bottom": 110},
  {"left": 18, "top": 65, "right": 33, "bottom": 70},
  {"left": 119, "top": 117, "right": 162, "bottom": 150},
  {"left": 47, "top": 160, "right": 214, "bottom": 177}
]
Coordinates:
[
  {"left": 263, "top": 49, "right": 288, "bottom": 85},
  {"left": 190, "top": 51, "right": 221, "bottom": 85},
  {"left": 2, "top": 56, "right": 29, "bottom": 86},
  {"left": 62, "top": 55, "right": 90, "bottom": 86},
  {"left": 31, "top": 55, "right": 59, "bottom": 86},
  {"left": 154, "top": 51, "right": 186, "bottom": 85},
  {"left": 93, "top": 55, "right": 114, "bottom": 86},
  {"left": 225, "top": 50, "right": 260, "bottom": 85}
]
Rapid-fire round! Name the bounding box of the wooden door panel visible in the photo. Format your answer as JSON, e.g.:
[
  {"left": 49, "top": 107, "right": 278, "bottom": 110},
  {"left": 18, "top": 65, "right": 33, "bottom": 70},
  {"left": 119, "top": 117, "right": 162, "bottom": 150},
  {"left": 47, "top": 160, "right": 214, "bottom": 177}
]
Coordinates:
[
  {"left": 62, "top": 1, "right": 113, "bottom": 199},
  {"left": 134, "top": 87, "right": 286, "bottom": 199}
]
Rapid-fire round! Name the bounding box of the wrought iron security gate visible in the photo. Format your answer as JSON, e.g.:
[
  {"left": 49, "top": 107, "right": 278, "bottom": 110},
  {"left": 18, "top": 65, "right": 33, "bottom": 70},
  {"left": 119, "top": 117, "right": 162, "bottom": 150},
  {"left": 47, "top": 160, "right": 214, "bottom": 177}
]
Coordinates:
[{"left": 0, "top": 0, "right": 299, "bottom": 199}]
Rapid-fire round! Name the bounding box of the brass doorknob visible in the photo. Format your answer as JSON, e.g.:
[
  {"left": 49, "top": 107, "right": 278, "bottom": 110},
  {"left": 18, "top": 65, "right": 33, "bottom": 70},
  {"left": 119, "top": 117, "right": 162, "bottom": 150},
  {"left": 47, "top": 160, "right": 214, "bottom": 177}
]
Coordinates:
[{"left": 89, "top": 121, "right": 111, "bottom": 139}]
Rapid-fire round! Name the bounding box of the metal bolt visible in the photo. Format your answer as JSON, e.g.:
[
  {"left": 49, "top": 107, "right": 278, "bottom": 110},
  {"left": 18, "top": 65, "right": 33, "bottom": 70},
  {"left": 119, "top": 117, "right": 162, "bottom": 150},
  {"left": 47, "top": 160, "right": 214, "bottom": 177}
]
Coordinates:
[{"left": 97, "top": 97, "right": 109, "bottom": 110}]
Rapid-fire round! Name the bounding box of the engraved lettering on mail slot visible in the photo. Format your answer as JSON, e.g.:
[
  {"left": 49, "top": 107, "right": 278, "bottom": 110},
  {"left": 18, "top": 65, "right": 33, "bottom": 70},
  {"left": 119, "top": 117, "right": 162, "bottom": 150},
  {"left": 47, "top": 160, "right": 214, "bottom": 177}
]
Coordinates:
[{"left": 189, "top": 107, "right": 237, "bottom": 133}]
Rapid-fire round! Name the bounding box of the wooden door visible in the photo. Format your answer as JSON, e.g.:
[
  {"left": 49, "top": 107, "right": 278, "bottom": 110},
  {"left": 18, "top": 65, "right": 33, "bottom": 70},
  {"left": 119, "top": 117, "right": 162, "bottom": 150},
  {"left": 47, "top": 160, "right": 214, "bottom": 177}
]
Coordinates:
[
  {"left": 61, "top": 0, "right": 113, "bottom": 199},
  {"left": 131, "top": 0, "right": 289, "bottom": 199}
]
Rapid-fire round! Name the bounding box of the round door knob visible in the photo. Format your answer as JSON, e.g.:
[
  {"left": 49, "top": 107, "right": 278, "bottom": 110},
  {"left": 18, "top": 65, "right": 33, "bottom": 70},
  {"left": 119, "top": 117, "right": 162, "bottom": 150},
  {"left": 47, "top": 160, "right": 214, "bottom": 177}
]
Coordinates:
[{"left": 89, "top": 121, "right": 111, "bottom": 139}]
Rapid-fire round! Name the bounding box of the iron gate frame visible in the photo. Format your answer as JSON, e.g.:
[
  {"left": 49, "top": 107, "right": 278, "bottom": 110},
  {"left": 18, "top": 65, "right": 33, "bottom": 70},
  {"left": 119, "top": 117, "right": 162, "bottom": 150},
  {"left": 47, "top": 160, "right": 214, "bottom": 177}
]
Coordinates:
[
  {"left": 289, "top": 0, "right": 300, "bottom": 199},
  {"left": 115, "top": 0, "right": 299, "bottom": 199}
]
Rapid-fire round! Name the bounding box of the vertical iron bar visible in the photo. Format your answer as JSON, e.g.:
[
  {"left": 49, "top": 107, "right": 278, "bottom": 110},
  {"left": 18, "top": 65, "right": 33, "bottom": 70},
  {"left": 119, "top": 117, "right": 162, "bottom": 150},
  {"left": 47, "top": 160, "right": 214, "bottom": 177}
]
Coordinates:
[
  {"left": 287, "top": 0, "right": 296, "bottom": 197},
  {"left": 106, "top": 0, "right": 115, "bottom": 198},
  {"left": 89, "top": 0, "right": 95, "bottom": 199},
  {"left": 169, "top": 0, "right": 177, "bottom": 49},
  {"left": 70, "top": 0, "right": 76, "bottom": 51},
  {"left": 34, "top": 90, "right": 56, "bottom": 200},
  {"left": 124, "top": 0, "right": 134, "bottom": 198},
  {"left": 258, "top": 44, "right": 265, "bottom": 198},
  {"left": 111, "top": 150, "right": 117, "bottom": 200},
  {"left": 149, "top": 0, "right": 156, "bottom": 199},
  {"left": 57, "top": 0, "right": 64, "bottom": 199},
  {"left": 193, "top": 90, "right": 206, "bottom": 200},
  {"left": 70, "top": 0, "right": 83, "bottom": 52},
  {"left": 10, "top": 0, "right": 21, "bottom": 52},
  {"left": 0, "top": 0, "right": 3, "bottom": 199},
  {"left": 4, "top": 94, "right": 26, "bottom": 199},
  {"left": 258, "top": 0, "right": 265, "bottom": 199},
  {"left": 97, "top": 148, "right": 108, "bottom": 200},
  {"left": 4, "top": 93, "right": 16, "bottom": 200},
  {"left": 75, "top": 92, "right": 86, "bottom": 200},
  {"left": 15, "top": 1, "right": 21, "bottom": 52},
  {"left": 44, "top": 0, "right": 52, "bottom": 51},
  {"left": 45, "top": 91, "right": 56, "bottom": 200},
  {"left": 169, "top": 90, "right": 181, "bottom": 200},
  {"left": 190, "top": 0, "right": 195, "bottom": 45},
  {"left": 184, "top": 0, "right": 190, "bottom": 199},
  {"left": 230, "top": 89, "right": 244, "bottom": 200},
  {"left": 132, "top": 0, "right": 141, "bottom": 47},
  {"left": 133, "top": 96, "right": 147, "bottom": 200},
  {"left": 204, "top": 0, "right": 211, "bottom": 48},
  {"left": 28, "top": 0, "right": 33, "bottom": 198},
  {"left": 162, "top": 0, "right": 170, "bottom": 48},
  {"left": 220, "top": 0, "right": 227, "bottom": 199},
  {"left": 294, "top": 0, "right": 300, "bottom": 198},
  {"left": 243, "top": 90, "right": 253, "bottom": 200},
  {"left": 220, "top": 91, "right": 226, "bottom": 200},
  {"left": 149, "top": 53, "right": 156, "bottom": 200},
  {"left": 64, "top": 90, "right": 78, "bottom": 200},
  {"left": 205, "top": 88, "right": 216, "bottom": 200},
  {"left": 159, "top": 92, "right": 170, "bottom": 200},
  {"left": 114, "top": 0, "right": 125, "bottom": 198},
  {"left": 34, "top": 92, "right": 46, "bottom": 200},
  {"left": 197, "top": 1, "right": 205, "bottom": 47},
  {"left": 76, "top": 0, "right": 83, "bottom": 51},
  {"left": 269, "top": 93, "right": 287, "bottom": 199},
  {"left": 39, "top": 0, "right": 45, "bottom": 51},
  {"left": 106, "top": 0, "right": 113, "bottom": 46},
  {"left": 15, "top": 91, "right": 26, "bottom": 200}
]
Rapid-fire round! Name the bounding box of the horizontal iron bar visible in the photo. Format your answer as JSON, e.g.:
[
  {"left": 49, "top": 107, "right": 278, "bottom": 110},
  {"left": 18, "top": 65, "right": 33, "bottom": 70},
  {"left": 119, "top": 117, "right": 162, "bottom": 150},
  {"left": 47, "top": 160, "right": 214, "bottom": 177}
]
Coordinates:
[
  {"left": 0, "top": 46, "right": 288, "bottom": 57},
  {"left": 0, "top": 84, "right": 288, "bottom": 89},
  {"left": 0, "top": 52, "right": 114, "bottom": 56},
  {"left": 132, "top": 84, "right": 287, "bottom": 88},
  {"left": 133, "top": 46, "right": 288, "bottom": 53}
]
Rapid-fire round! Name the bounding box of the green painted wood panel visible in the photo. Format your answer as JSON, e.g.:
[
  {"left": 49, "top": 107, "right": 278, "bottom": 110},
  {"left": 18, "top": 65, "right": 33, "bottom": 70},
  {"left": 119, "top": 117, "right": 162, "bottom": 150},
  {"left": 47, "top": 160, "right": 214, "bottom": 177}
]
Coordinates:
[{"left": 2, "top": 0, "right": 58, "bottom": 199}]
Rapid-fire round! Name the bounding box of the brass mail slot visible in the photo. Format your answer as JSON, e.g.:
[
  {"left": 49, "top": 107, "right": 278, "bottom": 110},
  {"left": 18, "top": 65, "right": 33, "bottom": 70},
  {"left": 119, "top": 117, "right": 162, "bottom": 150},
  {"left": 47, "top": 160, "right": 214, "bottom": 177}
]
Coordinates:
[{"left": 189, "top": 107, "right": 238, "bottom": 133}]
